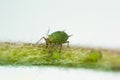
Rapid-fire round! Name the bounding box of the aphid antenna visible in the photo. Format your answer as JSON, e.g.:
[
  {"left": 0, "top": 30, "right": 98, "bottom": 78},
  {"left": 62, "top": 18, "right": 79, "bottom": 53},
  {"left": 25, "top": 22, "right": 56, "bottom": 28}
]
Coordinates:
[
  {"left": 36, "top": 37, "right": 43, "bottom": 45},
  {"left": 46, "top": 27, "right": 50, "bottom": 37},
  {"left": 35, "top": 27, "right": 50, "bottom": 45},
  {"left": 69, "top": 34, "right": 73, "bottom": 37}
]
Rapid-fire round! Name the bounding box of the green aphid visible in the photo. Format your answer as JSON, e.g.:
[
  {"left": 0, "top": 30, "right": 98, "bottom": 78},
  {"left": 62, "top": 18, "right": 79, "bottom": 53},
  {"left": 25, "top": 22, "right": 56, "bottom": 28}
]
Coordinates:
[
  {"left": 49, "top": 31, "right": 69, "bottom": 44},
  {"left": 86, "top": 50, "right": 102, "bottom": 62},
  {"left": 36, "top": 31, "right": 72, "bottom": 53}
]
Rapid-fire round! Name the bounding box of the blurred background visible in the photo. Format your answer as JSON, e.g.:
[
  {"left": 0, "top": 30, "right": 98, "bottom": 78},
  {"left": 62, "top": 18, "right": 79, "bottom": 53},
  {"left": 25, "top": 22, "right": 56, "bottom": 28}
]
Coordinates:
[
  {"left": 0, "top": 1, "right": 120, "bottom": 80},
  {"left": 0, "top": 0, "right": 120, "bottom": 49}
]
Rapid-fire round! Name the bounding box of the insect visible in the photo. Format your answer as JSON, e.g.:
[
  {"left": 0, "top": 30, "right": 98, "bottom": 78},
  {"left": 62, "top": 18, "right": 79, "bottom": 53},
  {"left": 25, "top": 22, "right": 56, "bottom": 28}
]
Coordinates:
[
  {"left": 86, "top": 50, "right": 102, "bottom": 62},
  {"left": 36, "top": 30, "right": 72, "bottom": 53}
]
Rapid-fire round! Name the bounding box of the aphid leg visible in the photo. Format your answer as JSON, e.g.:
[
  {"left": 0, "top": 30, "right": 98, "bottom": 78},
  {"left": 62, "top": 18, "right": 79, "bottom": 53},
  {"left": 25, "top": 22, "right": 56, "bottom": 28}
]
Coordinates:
[
  {"left": 42, "top": 37, "right": 50, "bottom": 48},
  {"left": 49, "top": 43, "right": 55, "bottom": 56},
  {"left": 36, "top": 37, "right": 43, "bottom": 45},
  {"left": 36, "top": 37, "right": 49, "bottom": 48},
  {"left": 65, "top": 41, "right": 69, "bottom": 47},
  {"left": 45, "top": 40, "right": 49, "bottom": 48},
  {"left": 45, "top": 43, "right": 48, "bottom": 48},
  {"left": 59, "top": 44, "right": 62, "bottom": 53}
]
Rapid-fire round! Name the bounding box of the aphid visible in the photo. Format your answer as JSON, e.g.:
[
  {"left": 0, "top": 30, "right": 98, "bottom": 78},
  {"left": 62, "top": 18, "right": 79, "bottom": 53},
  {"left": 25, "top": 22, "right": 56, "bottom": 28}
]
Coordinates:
[
  {"left": 86, "top": 50, "right": 102, "bottom": 62},
  {"left": 36, "top": 30, "right": 71, "bottom": 53}
]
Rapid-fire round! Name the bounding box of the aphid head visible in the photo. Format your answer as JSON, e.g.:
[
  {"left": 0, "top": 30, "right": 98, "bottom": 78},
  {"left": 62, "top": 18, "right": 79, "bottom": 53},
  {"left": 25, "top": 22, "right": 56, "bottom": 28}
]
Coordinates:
[{"left": 68, "top": 35, "right": 72, "bottom": 37}]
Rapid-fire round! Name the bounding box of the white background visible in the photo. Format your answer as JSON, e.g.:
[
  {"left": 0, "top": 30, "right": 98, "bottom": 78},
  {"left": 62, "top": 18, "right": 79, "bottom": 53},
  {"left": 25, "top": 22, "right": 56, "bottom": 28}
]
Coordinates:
[
  {"left": 0, "top": 0, "right": 120, "bottom": 49},
  {"left": 0, "top": 0, "right": 120, "bottom": 80},
  {"left": 0, "top": 66, "right": 120, "bottom": 80}
]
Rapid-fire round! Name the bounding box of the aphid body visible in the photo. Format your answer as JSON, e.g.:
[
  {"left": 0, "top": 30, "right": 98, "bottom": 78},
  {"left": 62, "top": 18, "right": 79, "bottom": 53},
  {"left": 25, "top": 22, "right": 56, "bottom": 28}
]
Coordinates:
[
  {"left": 49, "top": 31, "right": 69, "bottom": 44},
  {"left": 36, "top": 31, "right": 71, "bottom": 53}
]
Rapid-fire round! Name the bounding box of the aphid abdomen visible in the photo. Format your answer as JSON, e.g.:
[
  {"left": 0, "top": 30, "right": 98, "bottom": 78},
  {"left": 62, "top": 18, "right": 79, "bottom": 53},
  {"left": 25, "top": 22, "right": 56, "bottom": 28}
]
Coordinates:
[{"left": 49, "top": 31, "right": 69, "bottom": 44}]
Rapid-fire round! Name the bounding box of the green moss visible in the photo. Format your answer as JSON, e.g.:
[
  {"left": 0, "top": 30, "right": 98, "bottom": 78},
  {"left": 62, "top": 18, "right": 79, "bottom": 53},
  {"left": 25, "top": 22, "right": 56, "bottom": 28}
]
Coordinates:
[
  {"left": 0, "top": 42, "right": 120, "bottom": 71},
  {"left": 85, "top": 50, "right": 102, "bottom": 62}
]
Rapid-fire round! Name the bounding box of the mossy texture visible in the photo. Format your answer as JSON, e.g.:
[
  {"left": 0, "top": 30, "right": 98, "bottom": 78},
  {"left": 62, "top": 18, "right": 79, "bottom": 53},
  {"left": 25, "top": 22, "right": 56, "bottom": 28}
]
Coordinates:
[{"left": 0, "top": 42, "right": 120, "bottom": 71}]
